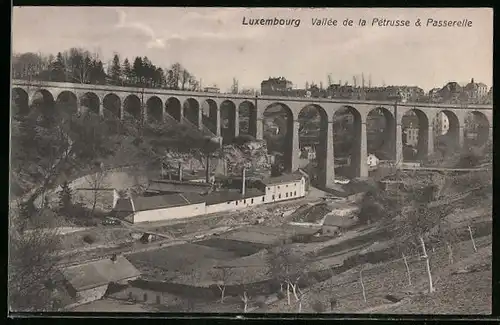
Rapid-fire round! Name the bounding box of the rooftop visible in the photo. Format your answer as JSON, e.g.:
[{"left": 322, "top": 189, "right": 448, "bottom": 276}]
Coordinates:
[
  {"left": 132, "top": 192, "right": 206, "bottom": 211},
  {"left": 60, "top": 256, "right": 141, "bottom": 291},
  {"left": 203, "top": 188, "right": 265, "bottom": 205},
  {"left": 261, "top": 173, "right": 304, "bottom": 186},
  {"left": 148, "top": 179, "right": 212, "bottom": 187}
]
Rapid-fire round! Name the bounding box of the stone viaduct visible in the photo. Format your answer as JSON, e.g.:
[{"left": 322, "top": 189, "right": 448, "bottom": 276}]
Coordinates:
[{"left": 11, "top": 79, "right": 493, "bottom": 187}]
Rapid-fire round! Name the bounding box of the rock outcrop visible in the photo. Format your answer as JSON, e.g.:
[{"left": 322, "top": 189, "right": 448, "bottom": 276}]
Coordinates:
[{"left": 218, "top": 140, "right": 272, "bottom": 177}]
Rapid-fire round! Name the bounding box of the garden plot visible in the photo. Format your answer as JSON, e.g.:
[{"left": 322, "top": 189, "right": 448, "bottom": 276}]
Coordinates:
[{"left": 127, "top": 243, "right": 239, "bottom": 284}]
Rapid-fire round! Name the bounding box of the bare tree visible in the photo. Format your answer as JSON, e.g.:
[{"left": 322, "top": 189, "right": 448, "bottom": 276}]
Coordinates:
[
  {"left": 210, "top": 265, "right": 233, "bottom": 303},
  {"left": 267, "top": 245, "right": 308, "bottom": 305},
  {"left": 395, "top": 183, "right": 455, "bottom": 294},
  {"left": 9, "top": 210, "right": 63, "bottom": 311},
  {"left": 239, "top": 284, "right": 251, "bottom": 313},
  {"left": 84, "top": 164, "right": 108, "bottom": 216},
  {"left": 180, "top": 68, "right": 191, "bottom": 90}
]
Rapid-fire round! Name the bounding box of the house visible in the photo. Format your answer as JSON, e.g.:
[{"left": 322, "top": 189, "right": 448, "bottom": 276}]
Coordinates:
[
  {"left": 204, "top": 86, "right": 220, "bottom": 93},
  {"left": 114, "top": 192, "right": 207, "bottom": 223},
  {"left": 57, "top": 255, "right": 141, "bottom": 307},
  {"left": 257, "top": 173, "right": 307, "bottom": 203},
  {"left": 261, "top": 77, "right": 293, "bottom": 96},
  {"left": 366, "top": 154, "right": 380, "bottom": 170}
]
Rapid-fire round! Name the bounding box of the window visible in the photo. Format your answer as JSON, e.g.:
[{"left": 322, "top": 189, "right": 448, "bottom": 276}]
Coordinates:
[
  {"left": 267, "top": 187, "right": 270, "bottom": 190},
  {"left": 272, "top": 195, "right": 275, "bottom": 200},
  {"left": 262, "top": 197, "right": 265, "bottom": 202},
  {"left": 227, "top": 201, "right": 231, "bottom": 204},
  {"left": 251, "top": 199, "right": 254, "bottom": 204},
  {"left": 294, "top": 183, "right": 296, "bottom": 187},
  {"left": 294, "top": 191, "right": 297, "bottom": 196},
  {"left": 277, "top": 186, "right": 280, "bottom": 189},
  {"left": 236, "top": 201, "right": 238, "bottom": 205},
  {"left": 244, "top": 199, "right": 246, "bottom": 204},
  {"left": 279, "top": 194, "right": 281, "bottom": 199},
  {"left": 286, "top": 184, "right": 288, "bottom": 187},
  {"left": 286, "top": 193, "right": 288, "bottom": 198}
]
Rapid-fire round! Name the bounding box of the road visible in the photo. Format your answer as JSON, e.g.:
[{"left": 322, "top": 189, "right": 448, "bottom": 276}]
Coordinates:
[{"left": 401, "top": 166, "right": 490, "bottom": 172}]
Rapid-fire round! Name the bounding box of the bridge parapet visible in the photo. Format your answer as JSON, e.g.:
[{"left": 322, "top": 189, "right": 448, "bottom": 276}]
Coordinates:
[{"left": 12, "top": 79, "right": 493, "bottom": 111}]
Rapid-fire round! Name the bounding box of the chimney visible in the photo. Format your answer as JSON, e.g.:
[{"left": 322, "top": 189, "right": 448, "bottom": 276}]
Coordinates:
[
  {"left": 471, "top": 78, "right": 474, "bottom": 84},
  {"left": 178, "top": 162, "right": 183, "bottom": 182},
  {"left": 241, "top": 167, "right": 246, "bottom": 196},
  {"left": 205, "top": 156, "right": 210, "bottom": 183}
]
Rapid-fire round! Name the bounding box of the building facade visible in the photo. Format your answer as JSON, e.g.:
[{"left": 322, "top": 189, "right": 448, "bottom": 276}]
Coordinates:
[
  {"left": 259, "top": 174, "right": 307, "bottom": 203},
  {"left": 58, "top": 256, "right": 141, "bottom": 308},
  {"left": 113, "top": 173, "right": 307, "bottom": 224},
  {"left": 433, "top": 112, "right": 450, "bottom": 136},
  {"left": 404, "top": 127, "right": 419, "bottom": 147},
  {"left": 366, "top": 154, "right": 380, "bottom": 169},
  {"left": 261, "top": 77, "right": 293, "bottom": 96},
  {"left": 464, "top": 78, "right": 488, "bottom": 102}
]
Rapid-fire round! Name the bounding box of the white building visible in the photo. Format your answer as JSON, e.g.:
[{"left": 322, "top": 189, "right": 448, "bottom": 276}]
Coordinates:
[
  {"left": 260, "top": 174, "right": 307, "bottom": 203},
  {"left": 404, "top": 127, "right": 419, "bottom": 147},
  {"left": 433, "top": 112, "right": 449, "bottom": 135},
  {"left": 366, "top": 154, "right": 380, "bottom": 170},
  {"left": 114, "top": 192, "right": 207, "bottom": 224},
  {"left": 113, "top": 172, "right": 307, "bottom": 224}
]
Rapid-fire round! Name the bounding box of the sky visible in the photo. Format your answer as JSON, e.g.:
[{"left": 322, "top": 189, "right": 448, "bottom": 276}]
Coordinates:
[{"left": 12, "top": 7, "right": 493, "bottom": 92}]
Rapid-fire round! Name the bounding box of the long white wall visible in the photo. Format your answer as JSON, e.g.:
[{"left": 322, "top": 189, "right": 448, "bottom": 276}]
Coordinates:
[
  {"left": 133, "top": 202, "right": 206, "bottom": 223},
  {"left": 131, "top": 180, "right": 307, "bottom": 223},
  {"left": 205, "top": 195, "right": 266, "bottom": 215}
]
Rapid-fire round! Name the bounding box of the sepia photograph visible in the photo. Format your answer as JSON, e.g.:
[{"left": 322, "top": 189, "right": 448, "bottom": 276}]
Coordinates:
[{"left": 9, "top": 7, "right": 492, "bottom": 315}]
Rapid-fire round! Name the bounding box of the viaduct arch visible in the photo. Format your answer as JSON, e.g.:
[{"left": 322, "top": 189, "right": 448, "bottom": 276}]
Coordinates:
[{"left": 11, "top": 80, "right": 493, "bottom": 187}]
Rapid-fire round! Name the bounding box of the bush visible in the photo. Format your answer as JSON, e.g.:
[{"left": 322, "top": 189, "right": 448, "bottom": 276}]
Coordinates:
[
  {"left": 233, "top": 134, "right": 256, "bottom": 146},
  {"left": 277, "top": 291, "right": 286, "bottom": 299},
  {"left": 311, "top": 300, "right": 325, "bottom": 313},
  {"left": 82, "top": 234, "right": 96, "bottom": 244}
]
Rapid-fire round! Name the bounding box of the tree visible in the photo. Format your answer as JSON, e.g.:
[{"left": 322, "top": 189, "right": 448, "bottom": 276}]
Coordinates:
[
  {"left": 180, "top": 68, "right": 191, "bottom": 90},
  {"left": 395, "top": 183, "right": 455, "bottom": 294},
  {"left": 210, "top": 265, "right": 233, "bottom": 303},
  {"left": 50, "top": 52, "right": 66, "bottom": 82},
  {"left": 122, "top": 58, "right": 133, "bottom": 85},
  {"left": 267, "top": 245, "right": 308, "bottom": 305},
  {"left": 132, "top": 57, "right": 144, "bottom": 85},
  {"left": 110, "top": 54, "right": 122, "bottom": 85},
  {"left": 231, "top": 78, "right": 239, "bottom": 94},
  {"left": 9, "top": 210, "right": 63, "bottom": 311},
  {"left": 84, "top": 165, "right": 108, "bottom": 217},
  {"left": 66, "top": 48, "right": 93, "bottom": 84},
  {"left": 58, "top": 180, "right": 73, "bottom": 216},
  {"left": 239, "top": 283, "right": 251, "bottom": 313},
  {"left": 167, "top": 63, "right": 182, "bottom": 89},
  {"left": 11, "top": 52, "right": 45, "bottom": 81}
]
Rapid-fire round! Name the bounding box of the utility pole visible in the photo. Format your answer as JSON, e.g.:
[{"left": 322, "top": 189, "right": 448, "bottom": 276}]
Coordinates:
[
  {"left": 369, "top": 74, "right": 372, "bottom": 88},
  {"left": 353, "top": 76, "right": 357, "bottom": 88}
]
